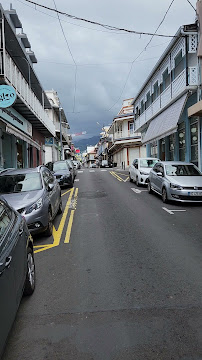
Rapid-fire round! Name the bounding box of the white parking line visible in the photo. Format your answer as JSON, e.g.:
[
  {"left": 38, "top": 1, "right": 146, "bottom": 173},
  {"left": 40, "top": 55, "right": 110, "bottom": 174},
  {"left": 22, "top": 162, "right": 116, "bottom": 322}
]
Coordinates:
[
  {"left": 101, "top": 169, "right": 107, "bottom": 172},
  {"left": 162, "top": 207, "right": 186, "bottom": 215},
  {"left": 74, "top": 179, "right": 79, "bottom": 182},
  {"left": 77, "top": 171, "right": 83, "bottom": 173},
  {"left": 89, "top": 170, "right": 95, "bottom": 172},
  {"left": 131, "top": 188, "right": 141, "bottom": 194}
]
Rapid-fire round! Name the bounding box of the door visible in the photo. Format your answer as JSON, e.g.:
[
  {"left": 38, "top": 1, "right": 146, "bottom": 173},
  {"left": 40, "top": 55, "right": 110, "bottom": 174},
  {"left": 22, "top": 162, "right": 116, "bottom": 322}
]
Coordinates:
[{"left": 154, "top": 163, "right": 164, "bottom": 193}]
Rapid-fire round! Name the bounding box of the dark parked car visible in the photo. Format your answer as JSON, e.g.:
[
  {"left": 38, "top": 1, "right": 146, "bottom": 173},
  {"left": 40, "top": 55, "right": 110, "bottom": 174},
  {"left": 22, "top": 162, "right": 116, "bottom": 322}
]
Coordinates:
[
  {"left": 46, "top": 160, "right": 74, "bottom": 187},
  {"left": 0, "top": 197, "right": 35, "bottom": 357},
  {"left": 0, "top": 166, "right": 62, "bottom": 236}
]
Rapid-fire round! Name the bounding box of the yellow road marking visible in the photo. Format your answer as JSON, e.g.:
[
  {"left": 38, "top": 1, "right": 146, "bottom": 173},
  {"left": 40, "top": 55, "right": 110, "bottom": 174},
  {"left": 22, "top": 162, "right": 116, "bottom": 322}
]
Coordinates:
[
  {"left": 110, "top": 171, "right": 123, "bottom": 182},
  {"left": 34, "top": 244, "right": 55, "bottom": 254},
  {"left": 34, "top": 187, "right": 78, "bottom": 254},
  {"left": 124, "top": 176, "right": 129, "bottom": 182},
  {"left": 64, "top": 188, "right": 78, "bottom": 244},
  {"left": 64, "top": 210, "right": 75, "bottom": 243},
  {"left": 114, "top": 172, "right": 129, "bottom": 177},
  {"left": 52, "top": 187, "right": 75, "bottom": 246},
  {"left": 62, "top": 188, "right": 72, "bottom": 197}
]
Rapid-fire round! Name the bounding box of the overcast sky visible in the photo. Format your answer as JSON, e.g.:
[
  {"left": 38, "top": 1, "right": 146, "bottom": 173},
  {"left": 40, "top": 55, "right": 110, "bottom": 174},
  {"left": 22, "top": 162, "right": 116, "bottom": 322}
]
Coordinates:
[{"left": 0, "top": 0, "right": 197, "bottom": 139}]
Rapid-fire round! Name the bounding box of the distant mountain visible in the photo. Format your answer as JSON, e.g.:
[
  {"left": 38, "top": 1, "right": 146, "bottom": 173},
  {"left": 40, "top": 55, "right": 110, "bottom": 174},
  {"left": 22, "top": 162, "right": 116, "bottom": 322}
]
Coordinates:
[{"left": 73, "top": 136, "right": 100, "bottom": 152}]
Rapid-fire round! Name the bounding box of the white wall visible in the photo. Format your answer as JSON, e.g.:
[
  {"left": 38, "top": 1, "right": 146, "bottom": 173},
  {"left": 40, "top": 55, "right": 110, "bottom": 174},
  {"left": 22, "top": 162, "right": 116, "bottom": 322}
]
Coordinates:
[{"left": 45, "top": 146, "right": 52, "bottom": 164}]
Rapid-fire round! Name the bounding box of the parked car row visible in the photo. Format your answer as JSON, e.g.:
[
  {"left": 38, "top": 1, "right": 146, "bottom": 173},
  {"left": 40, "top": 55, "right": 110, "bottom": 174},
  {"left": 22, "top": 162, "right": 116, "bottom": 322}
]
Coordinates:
[
  {"left": 0, "top": 159, "right": 78, "bottom": 356},
  {"left": 129, "top": 158, "right": 202, "bottom": 203},
  {"left": 0, "top": 197, "right": 35, "bottom": 357}
]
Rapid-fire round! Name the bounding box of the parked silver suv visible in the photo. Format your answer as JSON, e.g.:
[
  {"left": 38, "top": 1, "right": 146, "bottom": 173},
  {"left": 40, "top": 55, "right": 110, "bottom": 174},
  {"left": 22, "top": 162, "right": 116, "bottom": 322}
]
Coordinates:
[{"left": 0, "top": 166, "right": 62, "bottom": 235}]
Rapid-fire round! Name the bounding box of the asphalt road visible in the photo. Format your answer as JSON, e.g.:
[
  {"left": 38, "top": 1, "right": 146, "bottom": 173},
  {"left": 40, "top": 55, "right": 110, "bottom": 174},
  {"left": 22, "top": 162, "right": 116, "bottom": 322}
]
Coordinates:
[{"left": 2, "top": 167, "right": 202, "bottom": 360}]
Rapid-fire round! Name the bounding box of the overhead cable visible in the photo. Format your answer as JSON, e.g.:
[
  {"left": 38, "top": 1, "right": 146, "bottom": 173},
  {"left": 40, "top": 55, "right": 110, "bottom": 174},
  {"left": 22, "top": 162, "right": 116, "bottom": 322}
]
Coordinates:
[
  {"left": 107, "top": 0, "right": 176, "bottom": 111},
  {"left": 52, "top": 0, "right": 77, "bottom": 113},
  {"left": 24, "top": 0, "right": 180, "bottom": 38}
]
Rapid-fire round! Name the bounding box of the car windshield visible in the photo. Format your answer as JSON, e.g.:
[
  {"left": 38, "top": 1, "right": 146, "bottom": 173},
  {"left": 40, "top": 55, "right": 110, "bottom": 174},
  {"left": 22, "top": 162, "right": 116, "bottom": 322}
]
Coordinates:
[
  {"left": 165, "top": 164, "right": 202, "bottom": 176},
  {"left": 0, "top": 173, "right": 42, "bottom": 193},
  {"left": 53, "top": 162, "right": 68, "bottom": 171},
  {"left": 140, "top": 159, "right": 159, "bottom": 168}
]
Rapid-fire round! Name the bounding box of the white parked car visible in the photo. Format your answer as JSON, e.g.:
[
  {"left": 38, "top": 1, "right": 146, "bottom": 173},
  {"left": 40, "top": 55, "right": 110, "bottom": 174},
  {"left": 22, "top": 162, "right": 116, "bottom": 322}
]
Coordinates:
[{"left": 129, "top": 157, "right": 160, "bottom": 186}]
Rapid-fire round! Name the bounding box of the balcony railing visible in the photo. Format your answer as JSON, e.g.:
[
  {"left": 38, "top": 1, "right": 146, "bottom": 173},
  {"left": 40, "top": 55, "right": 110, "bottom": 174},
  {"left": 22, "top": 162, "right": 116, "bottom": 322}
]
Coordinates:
[
  {"left": 1, "top": 51, "right": 55, "bottom": 135},
  {"left": 134, "top": 68, "right": 197, "bottom": 132}
]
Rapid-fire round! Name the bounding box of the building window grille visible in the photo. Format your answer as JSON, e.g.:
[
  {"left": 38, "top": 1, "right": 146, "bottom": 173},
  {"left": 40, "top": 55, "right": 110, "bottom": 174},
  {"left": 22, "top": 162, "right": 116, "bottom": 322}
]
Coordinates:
[
  {"left": 151, "top": 140, "right": 158, "bottom": 158},
  {"left": 178, "top": 122, "right": 186, "bottom": 161},
  {"left": 168, "top": 133, "right": 175, "bottom": 160},
  {"left": 190, "top": 117, "right": 198, "bottom": 167}
]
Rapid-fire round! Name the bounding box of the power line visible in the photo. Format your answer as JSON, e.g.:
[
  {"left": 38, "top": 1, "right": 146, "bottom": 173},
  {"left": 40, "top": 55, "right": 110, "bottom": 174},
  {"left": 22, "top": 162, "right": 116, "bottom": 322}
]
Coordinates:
[
  {"left": 186, "top": 0, "right": 196, "bottom": 11},
  {"left": 37, "top": 55, "right": 161, "bottom": 67},
  {"left": 52, "top": 0, "right": 77, "bottom": 113},
  {"left": 107, "top": 0, "right": 176, "bottom": 111},
  {"left": 24, "top": 0, "right": 180, "bottom": 39}
]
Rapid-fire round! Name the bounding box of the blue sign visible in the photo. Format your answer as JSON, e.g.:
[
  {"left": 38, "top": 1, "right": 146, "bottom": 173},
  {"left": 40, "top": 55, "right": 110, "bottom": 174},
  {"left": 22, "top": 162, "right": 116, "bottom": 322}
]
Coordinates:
[{"left": 0, "top": 85, "right": 17, "bottom": 108}]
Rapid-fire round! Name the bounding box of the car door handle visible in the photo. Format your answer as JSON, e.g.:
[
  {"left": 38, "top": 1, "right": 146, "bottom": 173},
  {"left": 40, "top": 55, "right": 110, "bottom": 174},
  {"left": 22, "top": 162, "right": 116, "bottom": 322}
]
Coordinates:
[{"left": 5, "top": 256, "right": 12, "bottom": 269}]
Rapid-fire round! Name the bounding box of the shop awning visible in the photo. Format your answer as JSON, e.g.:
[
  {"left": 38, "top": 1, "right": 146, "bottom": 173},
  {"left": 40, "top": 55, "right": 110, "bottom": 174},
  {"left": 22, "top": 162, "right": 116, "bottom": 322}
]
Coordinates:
[
  {"left": 6, "top": 124, "right": 41, "bottom": 150},
  {"left": 142, "top": 94, "right": 187, "bottom": 144}
]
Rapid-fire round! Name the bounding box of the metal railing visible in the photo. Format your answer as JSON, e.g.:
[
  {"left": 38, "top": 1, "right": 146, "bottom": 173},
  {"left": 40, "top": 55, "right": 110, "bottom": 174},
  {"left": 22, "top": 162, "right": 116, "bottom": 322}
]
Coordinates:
[{"left": 2, "top": 51, "right": 55, "bottom": 136}]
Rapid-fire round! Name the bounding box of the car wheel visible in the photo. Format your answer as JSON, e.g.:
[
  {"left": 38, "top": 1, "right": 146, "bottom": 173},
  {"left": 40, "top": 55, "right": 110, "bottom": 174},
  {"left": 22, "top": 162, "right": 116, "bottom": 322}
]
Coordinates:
[
  {"left": 148, "top": 181, "right": 153, "bottom": 194},
  {"left": 44, "top": 210, "right": 53, "bottom": 236},
  {"left": 162, "top": 187, "right": 168, "bottom": 203},
  {"left": 129, "top": 173, "right": 133, "bottom": 182},
  {"left": 24, "top": 247, "right": 35, "bottom": 296},
  {"left": 57, "top": 197, "right": 63, "bottom": 214},
  {"left": 136, "top": 176, "right": 140, "bottom": 187}
]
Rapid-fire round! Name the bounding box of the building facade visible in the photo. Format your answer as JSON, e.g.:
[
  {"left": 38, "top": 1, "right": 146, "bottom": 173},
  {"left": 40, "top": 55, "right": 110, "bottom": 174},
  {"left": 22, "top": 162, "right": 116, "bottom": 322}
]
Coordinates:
[
  {"left": 0, "top": 4, "right": 64, "bottom": 169},
  {"left": 133, "top": 24, "right": 200, "bottom": 168},
  {"left": 108, "top": 99, "right": 146, "bottom": 169}
]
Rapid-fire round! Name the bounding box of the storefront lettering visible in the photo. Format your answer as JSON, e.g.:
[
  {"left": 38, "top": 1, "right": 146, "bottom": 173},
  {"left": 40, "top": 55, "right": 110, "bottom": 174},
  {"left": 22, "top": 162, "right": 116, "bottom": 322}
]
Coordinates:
[{"left": 2, "top": 108, "right": 23, "bottom": 125}]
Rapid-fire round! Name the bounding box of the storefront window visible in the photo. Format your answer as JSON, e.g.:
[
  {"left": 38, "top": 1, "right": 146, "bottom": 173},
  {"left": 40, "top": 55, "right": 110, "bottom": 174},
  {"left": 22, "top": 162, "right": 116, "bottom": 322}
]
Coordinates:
[
  {"left": 178, "top": 122, "right": 186, "bottom": 162},
  {"left": 151, "top": 140, "right": 158, "bottom": 158},
  {"left": 190, "top": 117, "right": 198, "bottom": 167},
  {"left": 160, "top": 139, "right": 165, "bottom": 160},
  {"left": 168, "top": 134, "right": 175, "bottom": 160},
  {"left": 16, "top": 139, "right": 23, "bottom": 168}
]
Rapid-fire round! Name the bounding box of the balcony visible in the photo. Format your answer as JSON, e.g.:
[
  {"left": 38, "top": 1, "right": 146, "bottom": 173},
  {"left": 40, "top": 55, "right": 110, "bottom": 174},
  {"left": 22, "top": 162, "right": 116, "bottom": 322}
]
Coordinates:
[
  {"left": 134, "top": 68, "right": 197, "bottom": 132},
  {"left": 1, "top": 51, "right": 55, "bottom": 136}
]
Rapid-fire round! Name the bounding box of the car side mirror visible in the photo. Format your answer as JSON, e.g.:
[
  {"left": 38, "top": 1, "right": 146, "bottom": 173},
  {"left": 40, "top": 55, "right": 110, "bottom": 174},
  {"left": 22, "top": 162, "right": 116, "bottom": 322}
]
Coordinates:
[
  {"left": 157, "top": 172, "right": 163, "bottom": 177},
  {"left": 48, "top": 183, "right": 54, "bottom": 192}
]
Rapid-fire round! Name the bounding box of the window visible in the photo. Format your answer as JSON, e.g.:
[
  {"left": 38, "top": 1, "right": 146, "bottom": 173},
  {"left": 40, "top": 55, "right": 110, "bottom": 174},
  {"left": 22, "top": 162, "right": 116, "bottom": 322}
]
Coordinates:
[
  {"left": 178, "top": 122, "right": 186, "bottom": 162},
  {"left": 153, "top": 81, "right": 159, "bottom": 102},
  {"left": 140, "top": 100, "right": 145, "bottom": 115},
  {"left": 129, "top": 122, "right": 134, "bottom": 134},
  {"left": 168, "top": 133, "right": 175, "bottom": 160},
  {"left": 190, "top": 117, "right": 198, "bottom": 167},
  {"left": 145, "top": 91, "right": 151, "bottom": 110},
  {"left": 151, "top": 140, "right": 158, "bottom": 158},
  {"left": 174, "top": 50, "right": 185, "bottom": 79},
  {"left": 0, "top": 173, "right": 42, "bottom": 193},
  {"left": 161, "top": 68, "right": 170, "bottom": 92},
  {"left": 0, "top": 201, "right": 12, "bottom": 241},
  {"left": 135, "top": 106, "right": 139, "bottom": 120}
]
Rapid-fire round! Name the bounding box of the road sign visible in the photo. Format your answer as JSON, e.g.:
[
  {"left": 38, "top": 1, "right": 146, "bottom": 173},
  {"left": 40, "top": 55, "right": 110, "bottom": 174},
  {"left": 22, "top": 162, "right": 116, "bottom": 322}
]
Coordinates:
[{"left": 0, "top": 85, "right": 17, "bottom": 108}]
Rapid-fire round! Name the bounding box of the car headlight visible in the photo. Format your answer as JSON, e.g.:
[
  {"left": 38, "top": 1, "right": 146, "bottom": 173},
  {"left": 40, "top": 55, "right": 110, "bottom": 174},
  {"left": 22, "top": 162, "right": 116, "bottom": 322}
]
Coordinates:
[
  {"left": 140, "top": 171, "right": 148, "bottom": 175},
  {"left": 170, "top": 183, "right": 183, "bottom": 190},
  {"left": 25, "top": 198, "right": 43, "bottom": 214}
]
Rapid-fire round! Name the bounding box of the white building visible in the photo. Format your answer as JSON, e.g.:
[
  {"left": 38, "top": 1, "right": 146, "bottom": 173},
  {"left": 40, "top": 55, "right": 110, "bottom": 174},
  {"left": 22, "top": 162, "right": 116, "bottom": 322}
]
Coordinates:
[{"left": 108, "top": 99, "right": 146, "bottom": 169}]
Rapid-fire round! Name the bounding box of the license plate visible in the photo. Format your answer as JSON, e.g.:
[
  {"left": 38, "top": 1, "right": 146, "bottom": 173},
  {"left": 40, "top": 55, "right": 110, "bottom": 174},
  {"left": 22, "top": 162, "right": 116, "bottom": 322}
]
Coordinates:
[{"left": 188, "top": 192, "right": 201, "bottom": 196}]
